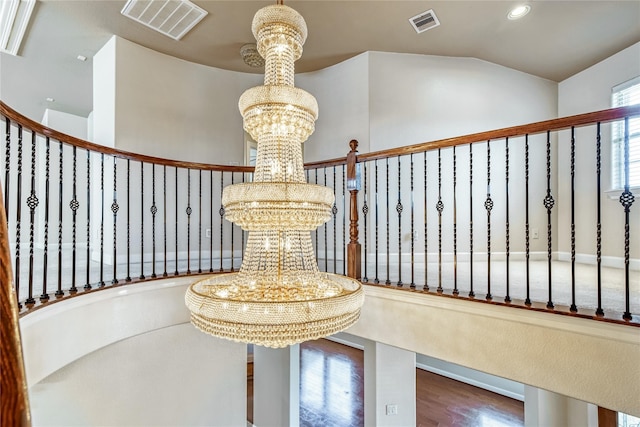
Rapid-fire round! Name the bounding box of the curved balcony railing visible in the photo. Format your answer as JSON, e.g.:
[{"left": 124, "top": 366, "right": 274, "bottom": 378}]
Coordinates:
[
  {"left": 344, "top": 105, "right": 640, "bottom": 325},
  {"left": 1, "top": 101, "right": 639, "bottom": 326},
  {"left": 2, "top": 99, "right": 639, "bottom": 425}
]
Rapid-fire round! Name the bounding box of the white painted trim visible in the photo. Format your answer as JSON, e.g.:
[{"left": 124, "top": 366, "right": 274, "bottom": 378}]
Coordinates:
[
  {"left": 415, "top": 361, "right": 524, "bottom": 401},
  {"left": 556, "top": 251, "right": 640, "bottom": 271},
  {"left": 326, "top": 335, "right": 365, "bottom": 351}
]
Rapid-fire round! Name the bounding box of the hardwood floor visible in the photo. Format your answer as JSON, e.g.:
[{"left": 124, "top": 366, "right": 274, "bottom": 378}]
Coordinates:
[{"left": 248, "top": 339, "right": 524, "bottom": 426}]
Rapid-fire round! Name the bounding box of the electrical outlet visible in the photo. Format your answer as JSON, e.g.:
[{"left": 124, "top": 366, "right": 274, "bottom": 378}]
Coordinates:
[
  {"left": 385, "top": 404, "right": 398, "bottom": 416},
  {"left": 532, "top": 228, "right": 539, "bottom": 239},
  {"left": 206, "top": 228, "right": 212, "bottom": 238}
]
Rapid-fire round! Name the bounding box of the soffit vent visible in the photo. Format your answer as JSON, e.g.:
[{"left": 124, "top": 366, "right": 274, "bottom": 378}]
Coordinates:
[
  {"left": 121, "top": 0, "right": 208, "bottom": 41},
  {"left": 409, "top": 9, "right": 440, "bottom": 34}
]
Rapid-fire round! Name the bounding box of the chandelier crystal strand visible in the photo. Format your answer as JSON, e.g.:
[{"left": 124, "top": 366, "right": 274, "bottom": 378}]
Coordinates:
[{"left": 185, "top": 3, "right": 364, "bottom": 348}]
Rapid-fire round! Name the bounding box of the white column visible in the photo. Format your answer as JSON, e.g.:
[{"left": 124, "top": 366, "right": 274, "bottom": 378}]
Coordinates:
[
  {"left": 253, "top": 344, "right": 300, "bottom": 427},
  {"left": 525, "top": 385, "right": 598, "bottom": 427},
  {"left": 364, "top": 341, "right": 416, "bottom": 427}
]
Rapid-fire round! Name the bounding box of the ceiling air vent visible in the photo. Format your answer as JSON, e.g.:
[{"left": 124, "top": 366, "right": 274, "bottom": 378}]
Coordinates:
[
  {"left": 409, "top": 9, "right": 440, "bottom": 34},
  {"left": 121, "top": 0, "right": 208, "bottom": 41}
]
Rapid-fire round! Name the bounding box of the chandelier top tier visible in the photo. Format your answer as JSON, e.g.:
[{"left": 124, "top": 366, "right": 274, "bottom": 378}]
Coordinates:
[{"left": 185, "top": 2, "right": 363, "bottom": 348}]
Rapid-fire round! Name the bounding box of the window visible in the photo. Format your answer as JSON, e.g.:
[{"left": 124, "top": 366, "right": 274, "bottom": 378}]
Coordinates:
[{"left": 612, "top": 76, "right": 640, "bottom": 189}]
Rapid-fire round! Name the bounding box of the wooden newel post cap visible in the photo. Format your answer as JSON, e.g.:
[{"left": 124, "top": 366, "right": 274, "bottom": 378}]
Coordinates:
[{"left": 349, "top": 139, "right": 358, "bottom": 153}]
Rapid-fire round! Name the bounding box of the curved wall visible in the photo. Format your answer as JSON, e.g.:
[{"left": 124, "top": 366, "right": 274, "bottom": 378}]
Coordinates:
[
  {"left": 20, "top": 278, "right": 247, "bottom": 426},
  {"left": 20, "top": 279, "right": 640, "bottom": 420}
]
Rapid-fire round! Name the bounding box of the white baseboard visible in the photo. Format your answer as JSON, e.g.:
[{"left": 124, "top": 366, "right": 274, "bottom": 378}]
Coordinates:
[
  {"left": 556, "top": 252, "right": 639, "bottom": 271},
  {"left": 415, "top": 362, "right": 524, "bottom": 402}
]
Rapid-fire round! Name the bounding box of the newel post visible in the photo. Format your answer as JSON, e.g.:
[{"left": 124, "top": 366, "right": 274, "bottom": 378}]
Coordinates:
[{"left": 346, "top": 140, "right": 361, "bottom": 280}]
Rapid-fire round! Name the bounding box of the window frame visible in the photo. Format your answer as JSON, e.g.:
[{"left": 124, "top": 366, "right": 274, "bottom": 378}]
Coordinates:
[{"left": 610, "top": 76, "right": 640, "bottom": 192}]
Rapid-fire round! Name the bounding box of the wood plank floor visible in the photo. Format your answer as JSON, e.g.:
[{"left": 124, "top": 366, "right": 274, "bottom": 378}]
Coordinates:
[{"left": 248, "top": 339, "right": 524, "bottom": 426}]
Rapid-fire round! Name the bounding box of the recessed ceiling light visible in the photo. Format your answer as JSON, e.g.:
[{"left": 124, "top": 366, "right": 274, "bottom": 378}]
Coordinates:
[
  {"left": 507, "top": 5, "right": 531, "bottom": 20},
  {"left": 77, "top": 54, "right": 87, "bottom": 62},
  {"left": 46, "top": 97, "right": 55, "bottom": 102}
]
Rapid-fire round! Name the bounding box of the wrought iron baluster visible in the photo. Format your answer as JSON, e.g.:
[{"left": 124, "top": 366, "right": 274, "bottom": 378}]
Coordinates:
[
  {"left": 485, "top": 141, "right": 493, "bottom": 301},
  {"left": 396, "top": 156, "right": 403, "bottom": 287},
  {"left": 620, "top": 117, "right": 634, "bottom": 321},
  {"left": 424, "top": 152, "right": 428, "bottom": 292},
  {"left": 219, "top": 172, "right": 224, "bottom": 272},
  {"left": 453, "top": 146, "right": 458, "bottom": 296},
  {"left": 15, "top": 126, "right": 22, "bottom": 305},
  {"left": 125, "top": 159, "right": 131, "bottom": 282},
  {"left": 198, "top": 170, "right": 202, "bottom": 273},
  {"left": 100, "top": 154, "right": 105, "bottom": 287},
  {"left": 26, "top": 132, "right": 38, "bottom": 307},
  {"left": 174, "top": 167, "right": 179, "bottom": 276},
  {"left": 163, "top": 165, "right": 167, "bottom": 277},
  {"left": 436, "top": 149, "right": 443, "bottom": 293},
  {"left": 85, "top": 150, "right": 91, "bottom": 289},
  {"left": 469, "top": 144, "right": 474, "bottom": 298},
  {"left": 385, "top": 158, "right": 390, "bottom": 285},
  {"left": 56, "top": 141, "right": 64, "bottom": 296},
  {"left": 241, "top": 172, "right": 245, "bottom": 262},
  {"left": 374, "top": 160, "right": 379, "bottom": 284},
  {"left": 70, "top": 146, "right": 78, "bottom": 293},
  {"left": 186, "top": 168, "right": 192, "bottom": 274},
  {"left": 41, "top": 138, "right": 51, "bottom": 301},
  {"left": 543, "top": 131, "right": 555, "bottom": 309},
  {"left": 111, "top": 156, "right": 119, "bottom": 285},
  {"left": 230, "top": 171, "right": 235, "bottom": 272},
  {"left": 139, "top": 162, "right": 145, "bottom": 280},
  {"left": 315, "top": 168, "right": 318, "bottom": 261},
  {"left": 4, "top": 117, "right": 10, "bottom": 220},
  {"left": 570, "top": 128, "right": 577, "bottom": 312},
  {"left": 324, "top": 168, "right": 328, "bottom": 272},
  {"left": 362, "top": 162, "right": 369, "bottom": 282},
  {"left": 524, "top": 136, "right": 530, "bottom": 305},
  {"left": 505, "top": 138, "right": 511, "bottom": 303},
  {"left": 410, "top": 154, "right": 415, "bottom": 289},
  {"left": 209, "top": 170, "right": 213, "bottom": 273},
  {"left": 332, "top": 166, "right": 337, "bottom": 274},
  {"left": 342, "top": 165, "right": 346, "bottom": 275},
  {"left": 151, "top": 164, "right": 157, "bottom": 278},
  {"left": 595, "top": 124, "right": 603, "bottom": 316}
]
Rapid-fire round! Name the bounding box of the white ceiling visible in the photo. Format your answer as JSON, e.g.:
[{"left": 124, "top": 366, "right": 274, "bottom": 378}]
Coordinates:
[{"left": 1, "top": 0, "right": 639, "bottom": 121}]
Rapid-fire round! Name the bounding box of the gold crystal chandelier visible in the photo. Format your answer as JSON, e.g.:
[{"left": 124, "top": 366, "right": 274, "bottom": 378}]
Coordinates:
[{"left": 185, "top": 1, "right": 364, "bottom": 348}]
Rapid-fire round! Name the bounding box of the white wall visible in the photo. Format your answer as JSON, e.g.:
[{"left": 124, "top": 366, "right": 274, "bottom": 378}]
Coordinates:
[
  {"left": 89, "top": 37, "right": 259, "bottom": 271},
  {"left": 92, "top": 36, "right": 116, "bottom": 149},
  {"left": 298, "top": 51, "right": 559, "bottom": 274},
  {"left": 298, "top": 53, "right": 371, "bottom": 161},
  {"left": 41, "top": 109, "right": 87, "bottom": 140},
  {"left": 29, "top": 324, "right": 246, "bottom": 427},
  {"left": 21, "top": 278, "right": 247, "bottom": 427},
  {"left": 364, "top": 341, "right": 416, "bottom": 427},
  {"left": 558, "top": 42, "right": 640, "bottom": 259},
  {"left": 93, "top": 36, "right": 261, "bottom": 164},
  {"left": 368, "top": 52, "right": 558, "bottom": 151}
]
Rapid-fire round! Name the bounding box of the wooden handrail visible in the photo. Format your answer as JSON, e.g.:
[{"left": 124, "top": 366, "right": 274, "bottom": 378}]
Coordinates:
[
  {"left": 0, "top": 185, "right": 31, "bottom": 427},
  {"left": 358, "top": 105, "right": 640, "bottom": 162},
  {"left": 0, "top": 101, "right": 254, "bottom": 173}
]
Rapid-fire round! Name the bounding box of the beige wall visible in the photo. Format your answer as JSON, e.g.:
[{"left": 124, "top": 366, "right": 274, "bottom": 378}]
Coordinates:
[{"left": 347, "top": 285, "right": 640, "bottom": 417}]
